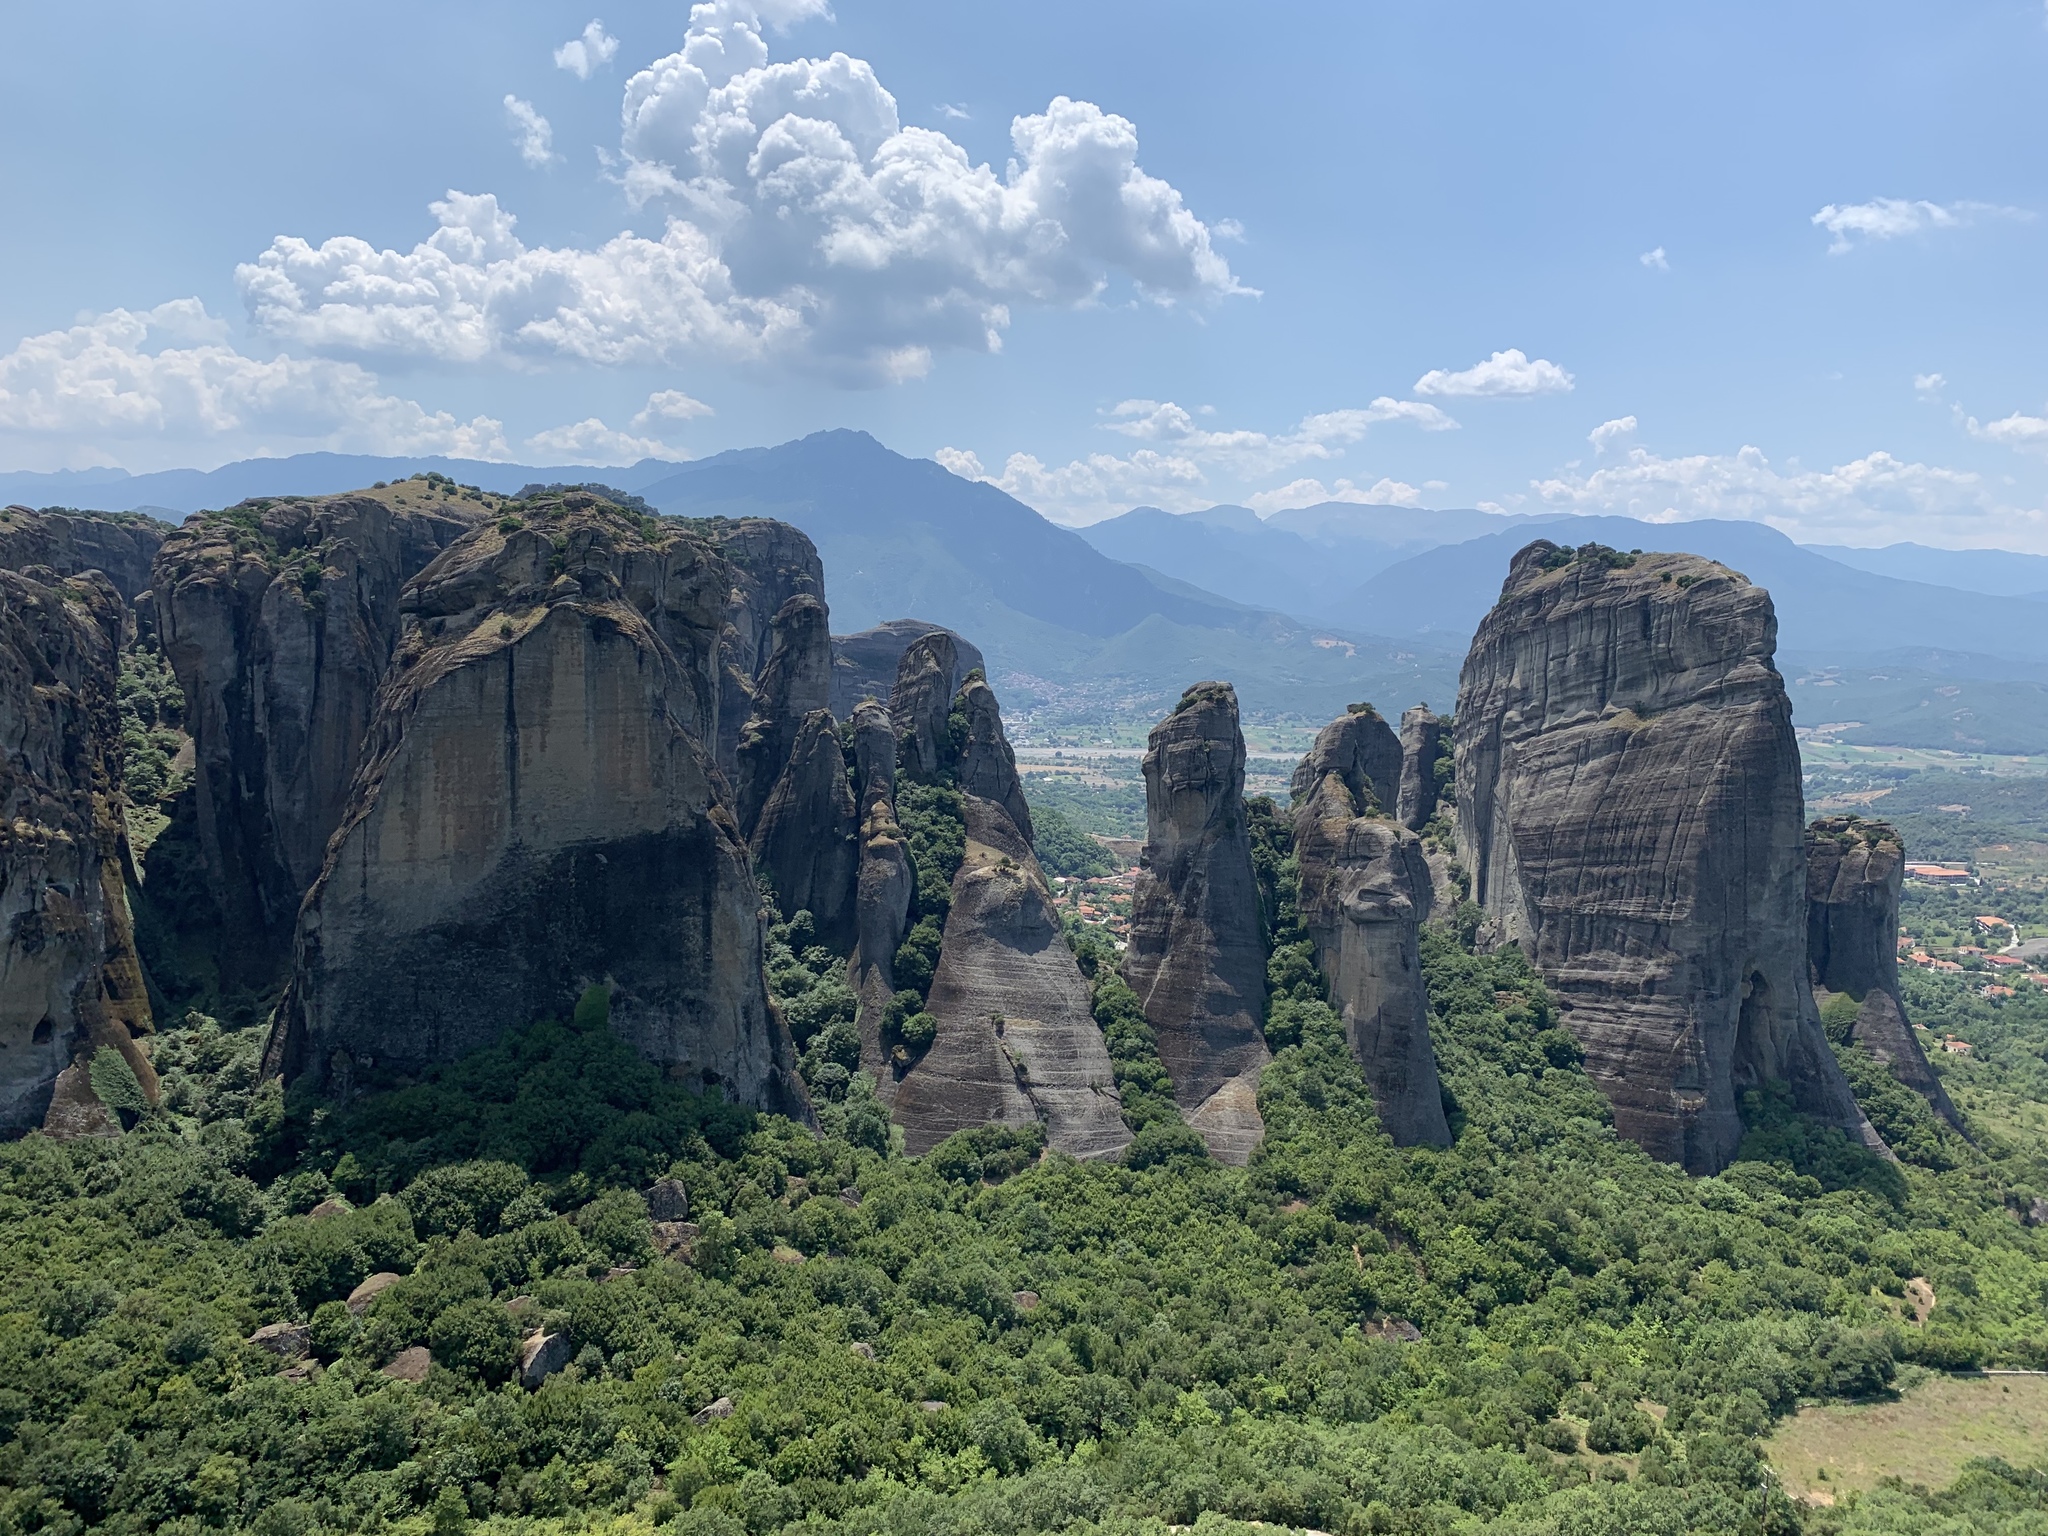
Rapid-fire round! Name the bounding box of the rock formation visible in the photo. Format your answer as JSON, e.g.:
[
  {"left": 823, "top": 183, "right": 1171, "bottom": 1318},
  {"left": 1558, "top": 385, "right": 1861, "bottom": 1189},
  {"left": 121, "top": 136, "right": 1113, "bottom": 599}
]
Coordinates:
[
  {"left": 705, "top": 521, "right": 825, "bottom": 778},
  {"left": 749, "top": 709, "right": 858, "bottom": 944},
  {"left": 1122, "top": 682, "right": 1270, "bottom": 1164},
  {"left": 954, "top": 676, "right": 1034, "bottom": 844},
  {"left": 888, "top": 796, "right": 1129, "bottom": 1160},
  {"left": 891, "top": 630, "right": 959, "bottom": 783},
  {"left": 1293, "top": 714, "right": 1450, "bottom": 1147},
  {"left": 266, "top": 491, "right": 807, "bottom": 1118},
  {"left": 1806, "top": 816, "right": 1962, "bottom": 1128},
  {"left": 0, "top": 505, "right": 166, "bottom": 603},
  {"left": 0, "top": 567, "right": 156, "bottom": 1135},
  {"left": 1290, "top": 706, "right": 1402, "bottom": 811},
  {"left": 152, "top": 487, "right": 483, "bottom": 989},
  {"left": 1396, "top": 706, "right": 1447, "bottom": 831},
  {"left": 829, "top": 619, "right": 983, "bottom": 720},
  {"left": 849, "top": 699, "right": 914, "bottom": 1066},
  {"left": 734, "top": 594, "right": 833, "bottom": 839},
  {"left": 1454, "top": 540, "right": 1881, "bottom": 1173}
]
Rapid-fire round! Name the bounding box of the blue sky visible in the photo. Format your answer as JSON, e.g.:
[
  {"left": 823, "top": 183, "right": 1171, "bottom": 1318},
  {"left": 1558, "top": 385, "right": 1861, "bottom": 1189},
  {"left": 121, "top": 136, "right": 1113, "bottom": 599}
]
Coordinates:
[{"left": 5, "top": 1, "right": 2048, "bottom": 549}]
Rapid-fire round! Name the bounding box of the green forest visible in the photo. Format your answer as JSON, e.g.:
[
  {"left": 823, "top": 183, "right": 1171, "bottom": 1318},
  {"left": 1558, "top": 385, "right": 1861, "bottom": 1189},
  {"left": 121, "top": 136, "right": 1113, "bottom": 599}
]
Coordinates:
[{"left": 7, "top": 800, "right": 2048, "bottom": 1536}]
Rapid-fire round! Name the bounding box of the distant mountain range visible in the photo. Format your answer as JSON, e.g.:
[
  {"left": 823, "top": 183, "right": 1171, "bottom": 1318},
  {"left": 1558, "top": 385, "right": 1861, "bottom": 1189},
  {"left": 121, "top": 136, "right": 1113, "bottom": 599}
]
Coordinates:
[{"left": 10, "top": 439, "right": 2048, "bottom": 747}]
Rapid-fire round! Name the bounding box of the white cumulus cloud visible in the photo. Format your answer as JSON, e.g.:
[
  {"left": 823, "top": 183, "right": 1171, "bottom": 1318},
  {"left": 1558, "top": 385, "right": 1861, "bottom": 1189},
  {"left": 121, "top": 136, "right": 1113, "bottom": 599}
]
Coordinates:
[
  {"left": 1811, "top": 197, "right": 2028, "bottom": 254},
  {"left": 1915, "top": 372, "right": 1946, "bottom": 397},
  {"left": 504, "top": 96, "right": 557, "bottom": 167},
  {"left": 1532, "top": 438, "right": 2042, "bottom": 546},
  {"left": 239, "top": 2, "right": 1246, "bottom": 385},
  {"left": 632, "top": 388, "right": 714, "bottom": 426},
  {"left": 525, "top": 416, "right": 677, "bottom": 464},
  {"left": 938, "top": 446, "right": 1204, "bottom": 523},
  {"left": 1639, "top": 247, "right": 1668, "bottom": 271},
  {"left": 1589, "top": 415, "right": 1638, "bottom": 453},
  {"left": 1966, "top": 405, "right": 2048, "bottom": 454},
  {"left": 0, "top": 301, "right": 507, "bottom": 471},
  {"left": 555, "top": 19, "right": 621, "bottom": 79},
  {"left": 1246, "top": 477, "right": 1424, "bottom": 514},
  {"left": 1414, "top": 348, "right": 1574, "bottom": 398}
]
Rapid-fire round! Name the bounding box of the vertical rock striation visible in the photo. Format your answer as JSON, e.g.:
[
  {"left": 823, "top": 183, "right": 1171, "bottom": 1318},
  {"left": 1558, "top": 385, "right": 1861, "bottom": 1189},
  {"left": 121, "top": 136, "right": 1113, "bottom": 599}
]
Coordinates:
[
  {"left": 1396, "top": 705, "right": 1447, "bottom": 831},
  {"left": 890, "top": 630, "right": 959, "bottom": 784},
  {"left": 0, "top": 506, "right": 166, "bottom": 603},
  {"left": 1293, "top": 713, "right": 1450, "bottom": 1148},
  {"left": 706, "top": 521, "right": 826, "bottom": 779},
  {"left": 848, "top": 699, "right": 914, "bottom": 1072},
  {"left": 954, "top": 675, "right": 1034, "bottom": 844},
  {"left": 0, "top": 568, "right": 156, "bottom": 1135},
  {"left": 152, "top": 488, "right": 483, "bottom": 990},
  {"left": 1290, "top": 706, "right": 1402, "bottom": 811},
  {"left": 828, "top": 620, "right": 983, "bottom": 721},
  {"left": 266, "top": 492, "right": 806, "bottom": 1117},
  {"left": 1123, "top": 682, "right": 1270, "bottom": 1164},
  {"left": 749, "top": 709, "right": 858, "bottom": 946},
  {"left": 734, "top": 593, "right": 834, "bottom": 839},
  {"left": 1806, "top": 816, "right": 1962, "bottom": 1128},
  {"left": 1454, "top": 540, "right": 1880, "bottom": 1173}
]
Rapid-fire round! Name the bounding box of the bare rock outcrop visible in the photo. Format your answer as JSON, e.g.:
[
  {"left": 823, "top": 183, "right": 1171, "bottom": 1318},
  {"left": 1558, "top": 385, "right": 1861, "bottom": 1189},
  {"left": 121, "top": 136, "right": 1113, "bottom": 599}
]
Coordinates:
[
  {"left": 1293, "top": 719, "right": 1450, "bottom": 1148},
  {"left": 1291, "top": 706, "right": 1402, "bottom": 813},
  {"left": 849, "top": 700, "right": 914, "bottom": 1069},
  {"left": 1806, "top": 816, "right": 1962, "bottom": 1128},
  {"left": 152, "top": 487, "right": 484, "bottom": 989},
  {"left": 1122, "top": 682, "right": 1270, "bottom": 1164},
  {"left": 954, "top": 676, "right": 1033, "bottom": 845},
  {"left": 266, "top": 492, "right": 807, "bottom": 1118},
  {"left": 889, "top": 797, "right": 1129, "bottom": 1160},
  {"left": 0, "top": 567, "right": 156, "bottom": 1135},
  {"left": 1454, "top": 540, "right": 1880, "bottom": 1173},
  {"left": 0, "top": 506, "right": 166, "bottom": 603},
  {"left": 749, "top": 709, "right": 858, "bottom": 944},
  {"left": 734, "top": 594, "right": 834, "bottom": 838},
  {"left": 1396, "top": 706, "right": 1447, "bottom": 831},
  {"left": 706, "top": 521, "right": 826, "bottom": 778},
  {"left": 891, "top": 630, "right": 959, "bottom": 783},
  {"left": 829, "top": 619, "right": 982, "bottom": 720}
]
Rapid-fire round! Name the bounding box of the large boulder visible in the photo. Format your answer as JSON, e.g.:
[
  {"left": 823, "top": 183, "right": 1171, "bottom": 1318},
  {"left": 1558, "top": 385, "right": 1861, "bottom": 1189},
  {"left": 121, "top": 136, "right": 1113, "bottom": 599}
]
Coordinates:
[
  {"left": 1396, "top": 705, "right": 1447, "bottom": 831},
  {"left": 265, "top": 491, "right": 807, "bottom": 1118},
  {"left": 1122, "top": 682, "right": 1270, "bottom": 1164},
  {"left": 829, "top": 619, "right": 982, "bottom": 721},
  {"left": 0, "top": 506, "right": 166, "bottom": 603},
  {"left": 1293, "top": 724, "right": 1450, "bottom": 1148},
  {"left": 0, "top": 568, "right": 156, "bottom": 1135},
  {"left": 1806, "top": 816, "right": 1962, "bottom": 1128},
  {"left": 705, "top": 521, "right": 826, "bottom": 779},
  {"left": 889, "top": 797, "right": 1129, "bottom": 1160},
  {"left": 1454, "top": 540, "right": 1880, "bottom": 1173},
  {"left": 152, "top": 487, "right": 483, "bottom": 990}
]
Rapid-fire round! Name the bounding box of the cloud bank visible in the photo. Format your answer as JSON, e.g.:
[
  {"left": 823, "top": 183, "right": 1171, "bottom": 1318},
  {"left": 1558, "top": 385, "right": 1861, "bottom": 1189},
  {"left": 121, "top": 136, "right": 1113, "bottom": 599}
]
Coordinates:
[{"left": 1414, "top": 348, "right": 1573, "bottom": 398}]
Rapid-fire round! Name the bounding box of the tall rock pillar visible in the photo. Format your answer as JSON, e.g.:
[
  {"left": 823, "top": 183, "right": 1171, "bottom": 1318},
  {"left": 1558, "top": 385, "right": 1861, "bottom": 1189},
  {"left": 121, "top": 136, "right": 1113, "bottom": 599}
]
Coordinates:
[{"left": 1454, "top": 539, "right": 1882, "bottom": 1173}]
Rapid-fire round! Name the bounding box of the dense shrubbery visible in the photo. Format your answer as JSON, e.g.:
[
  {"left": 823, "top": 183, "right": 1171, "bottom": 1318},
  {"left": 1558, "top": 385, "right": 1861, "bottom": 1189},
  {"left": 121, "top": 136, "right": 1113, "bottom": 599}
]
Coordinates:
[{"left": 1031, "top": 805, "right": 1113, "bottom": 880}]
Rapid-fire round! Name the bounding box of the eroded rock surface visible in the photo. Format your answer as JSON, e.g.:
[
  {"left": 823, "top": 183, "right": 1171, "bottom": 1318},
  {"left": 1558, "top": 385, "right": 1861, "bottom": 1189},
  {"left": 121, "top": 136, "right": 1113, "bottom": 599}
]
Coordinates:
[
  {"left": 706, "top": 521, "right": 826, "bottom": 778},
  {"left": 0, "top": 505, "right": 165, "bottom": 603},
  {"left": 152, "top": 488, "right": 483, "bottom": 988},
  {"left": 891, "top": 630, "right": 959, "bottom": 784},
  {"left": 1397, "top": 706, "right": 1447, "bottom": 831},
  {"left": 1290, "top": 706, "right": 1402, "bottom": 812},
  {"left": 954, "top": 676, "right": 1033, "bottom": 845},
  {"left": 267, "top": 491, "right": 806, "bottom": 1118},
  {"left": 750, "top": 709, "right": 858, "bottom": 945},
  {"left": 829, "top": 619, "right": 982, "bottom": 720},
  {"left": 849, "top": 699, "right": 913, "bottom": 1070},
  {"left": 890, "top": 797, "right": 1129, "bottom": 1160},
  {"left": 1293, "top": 725, "right": 1450, "bottom": 1148},
  {"left": 0, "top": 567, "right": 157, "bottom": 1136},
  {"left": 1454, "top": 540, "right": 1880, "bottom": 1173},
  {"left": 734, "top": 593, "right": 833, "bottom": 839},
  {"left": 1122, "top": 682, "right": 1270, "bottom": 1164},
  {"left": 1807, "top": 816, "right": 1962, "bottom": 1128}
]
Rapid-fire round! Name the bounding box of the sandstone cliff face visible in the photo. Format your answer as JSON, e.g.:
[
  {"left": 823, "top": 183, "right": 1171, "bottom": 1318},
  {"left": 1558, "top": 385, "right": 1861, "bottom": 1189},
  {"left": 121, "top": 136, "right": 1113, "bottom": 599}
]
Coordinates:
[
  {"left": 267, "top": 493, "right": 806, "bottom": 1117},
  {"left": 954, "top": 677, "right": 1034, "bottom": 844},
  {"left": 1122, "top": 682, "right": 1270, "bottom": 1164},
  {"left": 891, "top": 630, "right": 959, "bottom": 784},
  {"left": 848, "top": 699, "right": 913, "bottom": 1067},
  {"left": 0, "top": 567, "right": 156, "bottom": 1135},
  {"left": 1291, "top": 707, "right": 1403, "bottom": 811},
  {"left": 1294, "top": 720, "right": 1450, "bottom": 1148},
  {"left": 706, "top": 521, "right": 825, "bottom": 778},
  {"left": 829, "top": 620, "right": 982, "bottom": 721},
  {"left": 153, "top": 489, "right": 482, "bottom": 988},
  {"left": 1454, "top": 540, "right": 1880, "bottom": 1173},
  {"left": 1397, "top": 706, "right": 1447, "bottom": 831},
  {"left": 734, "top": 594, "right": 834, "bottom": 840},
  {"left": 889, "top": 796, "right": 1129, "bottom": 1160},
  {"left": 749, "top": 709, "right": 858, "bottom": 945},
  {"left": 0, "top": 506, "right": 166, "bottom": 603},
  {"left": 1807, "top": 816, "right": 1962, "bottom": 1128}
]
